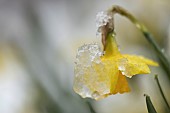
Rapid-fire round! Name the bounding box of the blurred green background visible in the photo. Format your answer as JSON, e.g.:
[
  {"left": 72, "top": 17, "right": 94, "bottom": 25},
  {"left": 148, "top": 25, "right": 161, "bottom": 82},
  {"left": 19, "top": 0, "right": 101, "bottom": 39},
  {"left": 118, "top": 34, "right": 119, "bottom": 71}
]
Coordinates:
[{"left": 0, "top": 0, "right": 169, "bottom": 113}]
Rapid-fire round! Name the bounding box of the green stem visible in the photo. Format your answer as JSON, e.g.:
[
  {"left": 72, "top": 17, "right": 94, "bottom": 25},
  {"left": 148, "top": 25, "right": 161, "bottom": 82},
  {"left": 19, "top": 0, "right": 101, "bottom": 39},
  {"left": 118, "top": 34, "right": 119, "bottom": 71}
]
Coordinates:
[
  {"left": 109, "top": 5, "right": 170, "bottom": 80},
  {"left": 85, "top": 100, "right": 96, "bottom": 113},
  {"left": 155, "top": 75, "right": 170, "bottom": 110}
]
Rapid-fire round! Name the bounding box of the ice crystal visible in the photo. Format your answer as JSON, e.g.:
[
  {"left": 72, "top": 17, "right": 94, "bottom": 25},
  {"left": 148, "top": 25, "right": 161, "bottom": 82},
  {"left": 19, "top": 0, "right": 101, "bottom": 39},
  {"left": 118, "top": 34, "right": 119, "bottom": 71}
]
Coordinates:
[
  {"left": 74, "top": 43, "right": 111, "bottom": 99},
  {"left": 96, "top": 11, "right": 113, "bottom": 38}
]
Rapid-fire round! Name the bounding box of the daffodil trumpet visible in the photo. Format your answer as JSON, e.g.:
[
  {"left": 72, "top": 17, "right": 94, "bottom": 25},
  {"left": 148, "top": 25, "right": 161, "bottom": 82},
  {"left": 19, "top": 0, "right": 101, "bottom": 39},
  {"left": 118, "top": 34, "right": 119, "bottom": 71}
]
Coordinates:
[{"left": 73, "top": 5, "right": 159, "bottom": 100}]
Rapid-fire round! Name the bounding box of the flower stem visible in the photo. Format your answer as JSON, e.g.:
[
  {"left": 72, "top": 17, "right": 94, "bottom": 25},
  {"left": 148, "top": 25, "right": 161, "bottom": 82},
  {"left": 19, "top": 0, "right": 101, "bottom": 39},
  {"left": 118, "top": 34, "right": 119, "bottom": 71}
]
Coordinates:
[
  {"left": 154, "top": 75, "right": 170, "bottom": 110},
  {"left": 86, "top": 100, "right": 96, "bottom": 113},
  {"left": 107, "top": 5, "right": 170, "bottom": 80}
]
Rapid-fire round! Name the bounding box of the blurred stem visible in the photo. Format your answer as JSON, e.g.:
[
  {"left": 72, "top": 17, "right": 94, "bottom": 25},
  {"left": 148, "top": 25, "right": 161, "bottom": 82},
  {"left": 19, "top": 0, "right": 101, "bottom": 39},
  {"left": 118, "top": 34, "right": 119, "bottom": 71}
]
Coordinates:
[
  {"left": 84, "top": 99, "right": 96, "bottom": 113},
  {"left": 155, "top": 75, "right": 170, "bottom": 110},
  {"left": 86, "top": 101, "right": 96, "bottom": 113},
  {"left": 106, "top": 5, "right": 170, "bottom": 80}
]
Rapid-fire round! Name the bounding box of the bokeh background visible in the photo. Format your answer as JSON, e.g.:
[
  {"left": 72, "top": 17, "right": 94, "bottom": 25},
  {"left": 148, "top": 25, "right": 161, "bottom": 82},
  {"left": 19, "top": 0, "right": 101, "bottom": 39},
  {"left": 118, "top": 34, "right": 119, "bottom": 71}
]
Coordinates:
[{"left": 0, "top": 0, "right": 169, "bottom": 113}]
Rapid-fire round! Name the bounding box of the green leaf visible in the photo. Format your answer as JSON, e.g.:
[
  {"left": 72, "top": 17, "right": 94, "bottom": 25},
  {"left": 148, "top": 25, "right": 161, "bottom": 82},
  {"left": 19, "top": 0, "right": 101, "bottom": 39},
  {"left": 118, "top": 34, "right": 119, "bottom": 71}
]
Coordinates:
[
  {"left": 144, "top": 94, "right": 157, "bottom": 113},
  {"left": 155, "top": 75, "right": 170, "bottom": 109}
]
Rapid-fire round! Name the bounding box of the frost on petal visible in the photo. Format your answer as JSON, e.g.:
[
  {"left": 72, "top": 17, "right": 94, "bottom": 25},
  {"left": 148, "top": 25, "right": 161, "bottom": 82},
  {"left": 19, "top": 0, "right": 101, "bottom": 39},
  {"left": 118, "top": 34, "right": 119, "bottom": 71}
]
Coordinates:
[
  {"left": 75, "top": 43, "right": 103, "bottom": 66},
  {"left": 73, "top": 43, "right": 118, "bottom": 100},
  {"left": 118, "top": 57, "right": 151, "bottom": 78}
]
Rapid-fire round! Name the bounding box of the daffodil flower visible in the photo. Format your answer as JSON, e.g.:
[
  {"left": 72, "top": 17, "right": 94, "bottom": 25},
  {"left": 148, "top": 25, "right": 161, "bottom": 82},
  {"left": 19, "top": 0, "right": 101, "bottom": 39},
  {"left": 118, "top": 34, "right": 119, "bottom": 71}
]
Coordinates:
[
  {"left": 73, "top": 8, "right": 159, "bottom": 100},
  {"left": 73, "top": 32, "right": 158, "bottom": 100}
]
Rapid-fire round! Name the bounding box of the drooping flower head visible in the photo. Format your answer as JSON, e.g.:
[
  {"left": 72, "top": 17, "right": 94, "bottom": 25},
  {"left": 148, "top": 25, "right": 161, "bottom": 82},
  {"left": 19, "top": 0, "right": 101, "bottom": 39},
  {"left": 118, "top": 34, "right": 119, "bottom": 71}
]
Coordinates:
[{"left": 73, "top": 11, "right": 158, "bottom": 100}]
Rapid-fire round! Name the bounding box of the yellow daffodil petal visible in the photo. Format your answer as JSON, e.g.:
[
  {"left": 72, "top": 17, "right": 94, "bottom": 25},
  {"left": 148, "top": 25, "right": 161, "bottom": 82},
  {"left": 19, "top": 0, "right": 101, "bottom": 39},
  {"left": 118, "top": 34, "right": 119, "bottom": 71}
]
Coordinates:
[
  {"left": 74, "top": 61, "right": 119, "bottom": 100},
  {"left": 118, "top": 58, "right": 151, "bottom": 78},
  {"left": 73, "top": 43, "right": 120, "bottom": 100},
  {"left": 123, "top": 54, "right": 159, "bottom": 66},
  {"left": 112, "top": 71, "right": 131, "bottom": 94},
  {"left": 101, "top": 57, "right": 130, "bottom": 95}
]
